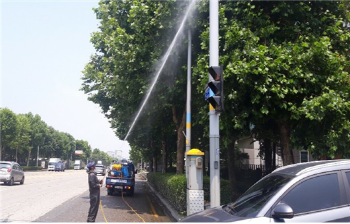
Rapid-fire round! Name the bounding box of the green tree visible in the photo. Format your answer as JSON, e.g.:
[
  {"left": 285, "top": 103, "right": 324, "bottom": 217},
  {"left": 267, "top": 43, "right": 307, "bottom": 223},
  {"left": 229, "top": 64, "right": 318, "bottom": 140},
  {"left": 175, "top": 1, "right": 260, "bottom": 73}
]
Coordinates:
[
  {"left": 55, "top": 132, "right": 71, "bottom": 160},
  {"left": 90, "top": 148, "right": 112, "bottom": 165},
  {"left": 12, "top": 114, "right": 32, "bottom": 162},
  {"left": 82, "top": 0, "right": 201, "bottom": 174},
  {"left": 194, "top": 1, "right": 350, "bottom": 165},
  {"left": 64, "top": 133, "right": 76, "bottom": 166},
  {"left": 75, "top": 139, "right": 91, "bottom": 163},
  {"left": 41, "top": 126, "right": 59, "bottom": 159},
  {"left": 25, "top": 113, "right": 47, "bottom": 166},
  {"left": 0, "top": 108, "right": 18, "bottom": 161}
]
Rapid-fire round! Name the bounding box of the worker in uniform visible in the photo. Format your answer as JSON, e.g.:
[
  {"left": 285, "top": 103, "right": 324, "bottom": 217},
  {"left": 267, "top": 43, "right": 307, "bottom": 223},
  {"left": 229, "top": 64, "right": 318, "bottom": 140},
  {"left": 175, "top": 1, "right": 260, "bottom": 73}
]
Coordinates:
[{"left": 87, "top": 161, "right": 103, "bottom": 222}]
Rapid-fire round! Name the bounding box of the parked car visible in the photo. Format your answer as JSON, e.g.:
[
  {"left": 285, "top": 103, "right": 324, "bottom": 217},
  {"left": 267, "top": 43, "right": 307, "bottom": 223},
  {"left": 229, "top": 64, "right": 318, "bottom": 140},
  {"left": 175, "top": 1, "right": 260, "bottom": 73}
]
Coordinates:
[
  {"left": 180, "top": 159, "right": 350, "bottom": 222},
  {"left": 94, "top": 164, "right": 106, "bottom": 176},
  {"left": 54, "top": 162, "right": 65, "bottom": 172},
  {"left": 0, "top": 161, "right": 25, "bottom": 186}
]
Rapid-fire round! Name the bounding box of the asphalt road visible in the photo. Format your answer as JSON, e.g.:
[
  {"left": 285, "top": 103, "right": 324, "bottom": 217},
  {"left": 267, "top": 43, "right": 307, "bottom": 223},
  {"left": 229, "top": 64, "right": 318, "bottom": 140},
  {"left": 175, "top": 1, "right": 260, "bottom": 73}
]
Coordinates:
[{"left": 0, "top": 169, "right": 171, "bottom": 222}]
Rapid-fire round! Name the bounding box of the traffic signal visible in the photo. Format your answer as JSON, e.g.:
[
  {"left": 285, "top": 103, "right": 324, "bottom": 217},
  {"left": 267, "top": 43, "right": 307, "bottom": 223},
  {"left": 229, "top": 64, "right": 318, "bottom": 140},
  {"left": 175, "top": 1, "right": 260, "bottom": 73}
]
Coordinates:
[{"left": 207, "top": 65, "right": 223, "bottom": 112}]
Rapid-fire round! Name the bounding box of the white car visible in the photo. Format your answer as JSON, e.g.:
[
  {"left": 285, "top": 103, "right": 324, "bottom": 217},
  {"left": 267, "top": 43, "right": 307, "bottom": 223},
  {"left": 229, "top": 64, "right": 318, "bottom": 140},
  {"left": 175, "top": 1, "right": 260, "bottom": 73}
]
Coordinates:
[
  {"left": 0, "top": 161, "right": 25, "bottom": 186},
  {"left": 180, "top": 160, "right": 350, "bottom": 223}
]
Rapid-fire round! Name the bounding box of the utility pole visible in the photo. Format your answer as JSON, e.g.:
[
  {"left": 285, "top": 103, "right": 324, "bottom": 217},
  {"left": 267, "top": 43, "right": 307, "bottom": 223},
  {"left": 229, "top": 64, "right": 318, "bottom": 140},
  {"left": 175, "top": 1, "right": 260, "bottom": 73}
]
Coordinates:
[
  {"left": 186, "top": 29, "right": 192, "bottom": 168},
  {"left": 209, "top": 0, "right": 220, "bottom": 208}
]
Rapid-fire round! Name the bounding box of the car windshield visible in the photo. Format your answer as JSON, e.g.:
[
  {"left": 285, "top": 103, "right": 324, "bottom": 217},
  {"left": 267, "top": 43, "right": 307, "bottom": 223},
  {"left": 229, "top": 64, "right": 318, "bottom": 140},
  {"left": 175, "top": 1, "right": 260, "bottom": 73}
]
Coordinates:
[
  {"left": 95, "top": 166, "right": 104, "bottom": 169},
  {"left": 223, "top": 174, "right": 292, "bottom": 218},
  {"left": 0, "top": 163, "right": 11, "bottom": 169},
  {"left": 49, "top": 162, "right": 56, "bottom": 165}
]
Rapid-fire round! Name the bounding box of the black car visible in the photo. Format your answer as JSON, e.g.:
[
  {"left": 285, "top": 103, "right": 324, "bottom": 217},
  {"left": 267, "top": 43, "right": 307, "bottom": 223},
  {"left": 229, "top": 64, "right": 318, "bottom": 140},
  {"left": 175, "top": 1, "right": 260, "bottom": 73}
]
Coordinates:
[
  {"left": 181, "top": 159, "right": 350, "bottom": 222},
  {"left": 94, "top": 164, "right": 106, "bottom": 176}
]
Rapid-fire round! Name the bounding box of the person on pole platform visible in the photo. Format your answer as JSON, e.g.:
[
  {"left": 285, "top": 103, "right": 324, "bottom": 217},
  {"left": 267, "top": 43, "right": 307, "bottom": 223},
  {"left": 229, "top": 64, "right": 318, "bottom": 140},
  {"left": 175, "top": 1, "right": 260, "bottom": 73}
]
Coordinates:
[{"left": 87, "top": 161, "right": 103, "bottom": 222}]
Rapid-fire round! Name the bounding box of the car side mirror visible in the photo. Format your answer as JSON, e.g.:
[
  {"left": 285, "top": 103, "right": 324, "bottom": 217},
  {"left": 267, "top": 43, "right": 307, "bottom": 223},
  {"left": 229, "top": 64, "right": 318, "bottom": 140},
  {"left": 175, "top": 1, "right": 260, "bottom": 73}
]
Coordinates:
[{"left": 272, "top": 203, "right": 294, "bottom": 219}]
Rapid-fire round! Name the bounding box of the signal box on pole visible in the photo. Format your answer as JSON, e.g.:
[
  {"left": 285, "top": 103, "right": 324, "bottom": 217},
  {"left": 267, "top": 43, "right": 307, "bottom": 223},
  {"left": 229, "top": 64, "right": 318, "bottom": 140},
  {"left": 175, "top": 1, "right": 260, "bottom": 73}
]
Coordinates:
[{"left": 207, "top": 66, "right": 223, "bottom": 112}]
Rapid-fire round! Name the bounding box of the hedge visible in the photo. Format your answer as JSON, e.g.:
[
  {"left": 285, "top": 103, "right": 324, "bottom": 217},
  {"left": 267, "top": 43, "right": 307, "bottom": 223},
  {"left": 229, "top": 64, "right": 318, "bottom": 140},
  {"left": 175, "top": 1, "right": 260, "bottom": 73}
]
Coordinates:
[
  {"left": 22, "top": 166, "right": 43, "bottom": 171},
  {"left": 147, "top": 172, "right": 233, "bottom": 216}
]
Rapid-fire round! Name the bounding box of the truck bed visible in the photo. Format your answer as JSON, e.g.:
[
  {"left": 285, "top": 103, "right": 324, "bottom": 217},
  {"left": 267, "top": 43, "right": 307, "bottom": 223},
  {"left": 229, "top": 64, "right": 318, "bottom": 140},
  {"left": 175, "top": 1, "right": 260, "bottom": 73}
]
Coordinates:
[{"left": 105, "top": 176, "right": 135, "bottom": 196}]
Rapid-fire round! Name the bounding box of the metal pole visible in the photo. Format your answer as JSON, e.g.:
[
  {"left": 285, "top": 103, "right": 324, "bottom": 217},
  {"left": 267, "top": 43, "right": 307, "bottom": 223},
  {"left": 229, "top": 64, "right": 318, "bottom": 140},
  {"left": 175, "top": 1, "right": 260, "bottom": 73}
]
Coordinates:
[
  {"left": 209, "top": 0, "right": 220, "bottom": 208},
  {"left": 186, "top": 29, "right": 197, "bottom": 215},
  {"left": 186, "top": 29, "right": 192, "bottom": 171}
]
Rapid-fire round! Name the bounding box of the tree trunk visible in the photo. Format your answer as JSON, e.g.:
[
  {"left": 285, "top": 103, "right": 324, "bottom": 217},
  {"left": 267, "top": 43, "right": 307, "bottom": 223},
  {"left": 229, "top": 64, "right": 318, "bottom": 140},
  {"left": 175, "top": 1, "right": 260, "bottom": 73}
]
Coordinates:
[
  {"left": 173, "top": 106, "right": 186, "bottom": 174},
  {"left": 227, "top": 139, "right": 240, "bottom": 201},
  {"left": 264, "top": 139, "right": 272, "bottom": 175},
  {"left": 15, "top": 148, "right": 18, "bottom": 162},
  {"left": 278, "top": 121, "right": 294, "bottom": 165},
  {"left": 149, "top": 159, "right": 153, "bottom": 172},
  {"left": 161, "top": 138, "right": 167, "bottom": 173},
  {"left": 153, "top": 156, "right": 157, "bottom": 173},
  {"left": 272, "top": 142, "right": 276, "bottom": 170},
  {"left": 168, "top": 155, "right": 173, "bottom": 171},
  {"left": 27, "top": 149, "right": 31, "bottom": 166},
  {"left": 0, "top": 145, "right": 4, "bottom": 161}
]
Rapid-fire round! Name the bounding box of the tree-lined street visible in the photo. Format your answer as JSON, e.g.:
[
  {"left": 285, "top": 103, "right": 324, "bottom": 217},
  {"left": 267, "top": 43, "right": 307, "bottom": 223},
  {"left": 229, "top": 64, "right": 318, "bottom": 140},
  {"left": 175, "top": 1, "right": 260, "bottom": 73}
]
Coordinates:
[{"left": 2, "top": 0, "right": 350, "bottom": 217}]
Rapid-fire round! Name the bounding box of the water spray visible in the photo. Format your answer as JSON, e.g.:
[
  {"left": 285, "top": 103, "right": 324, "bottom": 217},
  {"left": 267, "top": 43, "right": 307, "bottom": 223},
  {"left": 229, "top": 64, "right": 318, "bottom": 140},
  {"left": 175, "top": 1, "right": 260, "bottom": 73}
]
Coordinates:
[{"left": 124, "top": 0, "right": 197, "bottom": 141}]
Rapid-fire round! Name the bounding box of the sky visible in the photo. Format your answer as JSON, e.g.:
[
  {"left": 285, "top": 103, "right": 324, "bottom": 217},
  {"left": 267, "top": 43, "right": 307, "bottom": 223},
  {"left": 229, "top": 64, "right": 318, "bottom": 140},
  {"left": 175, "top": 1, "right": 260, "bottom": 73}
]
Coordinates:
[{"left": 1, "top": 0, "right": 131, "bottom": 160}]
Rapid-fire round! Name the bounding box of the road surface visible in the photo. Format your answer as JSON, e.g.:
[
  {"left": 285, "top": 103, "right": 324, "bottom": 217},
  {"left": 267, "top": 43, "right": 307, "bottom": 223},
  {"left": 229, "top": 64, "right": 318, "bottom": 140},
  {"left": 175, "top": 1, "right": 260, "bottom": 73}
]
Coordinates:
[{"left": 0, "top": 169, "right": 171, "bottom": 222}]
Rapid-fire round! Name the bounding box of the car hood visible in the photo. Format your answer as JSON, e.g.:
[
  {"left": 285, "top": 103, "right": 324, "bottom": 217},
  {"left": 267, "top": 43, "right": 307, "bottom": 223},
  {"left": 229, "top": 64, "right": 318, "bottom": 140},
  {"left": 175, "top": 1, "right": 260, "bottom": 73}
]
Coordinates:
[{"left": 179, "top": 206, "right": 250, "bottom": 222}]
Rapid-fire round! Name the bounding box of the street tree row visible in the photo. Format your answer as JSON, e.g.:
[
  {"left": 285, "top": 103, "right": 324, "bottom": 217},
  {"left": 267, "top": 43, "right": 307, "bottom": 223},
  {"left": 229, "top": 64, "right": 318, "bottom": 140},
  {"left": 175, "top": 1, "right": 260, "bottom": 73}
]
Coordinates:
[
  {"left": 0, "top": 107, "right": 112, "bottom": 166},
  {"left": 81, "top": 0, "right": 350, "bottom": 184}
]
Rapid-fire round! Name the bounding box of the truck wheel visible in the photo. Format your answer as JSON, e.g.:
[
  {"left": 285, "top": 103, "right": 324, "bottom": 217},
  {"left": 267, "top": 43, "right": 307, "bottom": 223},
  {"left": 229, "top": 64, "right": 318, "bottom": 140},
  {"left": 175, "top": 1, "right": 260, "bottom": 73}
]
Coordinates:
[
  {"left": 107, "top": 189, "right": 113, "bottom": 195},
  {"left": 128, "top": 187, "right": 134, "bottom": 196}
]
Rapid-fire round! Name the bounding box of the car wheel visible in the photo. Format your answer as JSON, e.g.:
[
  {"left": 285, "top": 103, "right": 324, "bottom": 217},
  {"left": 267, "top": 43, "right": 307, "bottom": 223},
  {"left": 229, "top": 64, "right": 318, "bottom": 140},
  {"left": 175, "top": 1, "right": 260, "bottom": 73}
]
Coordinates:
[
  {"left": 8, "top": 177, "right": 14, "bottom": 186},
  {"left": 20, "top": 176, "right": 24, "bottom": 185}
]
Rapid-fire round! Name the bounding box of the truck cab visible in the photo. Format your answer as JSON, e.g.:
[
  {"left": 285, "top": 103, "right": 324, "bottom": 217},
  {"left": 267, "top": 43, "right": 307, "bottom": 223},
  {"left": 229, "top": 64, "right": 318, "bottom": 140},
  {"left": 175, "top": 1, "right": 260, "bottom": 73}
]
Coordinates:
[
  {"left": 74, "top": 160, "right": 81, "bottom": 170},
  {"left": 48, "top": 158, "right": 61, "bottom": 171}
]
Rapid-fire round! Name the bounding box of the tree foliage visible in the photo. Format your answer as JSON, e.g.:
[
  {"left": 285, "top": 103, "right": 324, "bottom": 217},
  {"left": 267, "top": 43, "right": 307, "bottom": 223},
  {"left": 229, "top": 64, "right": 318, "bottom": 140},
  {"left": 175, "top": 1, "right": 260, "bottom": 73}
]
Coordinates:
[
  {"left": 82, "top": 0, "right": 205, "bottom": 173},
  {"left": 193, "top": 1, "right": 350, "bottom": 165},
  {"left": 0, "top": 108, "right": 18, "bottom": 160},
  {"left": 82, "top": 0, "right": 350, "bottom": 171},
  {"left": 0, "top": 108, "right": 109, "bottom": 165}
]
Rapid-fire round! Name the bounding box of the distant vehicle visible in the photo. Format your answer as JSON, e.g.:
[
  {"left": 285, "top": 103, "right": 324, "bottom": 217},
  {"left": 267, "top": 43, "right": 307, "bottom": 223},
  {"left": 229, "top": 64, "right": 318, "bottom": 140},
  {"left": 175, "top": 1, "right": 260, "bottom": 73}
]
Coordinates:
[
  {"left": 74, "top": 160, "right": 81, "bottom": 170},
  {"left": 48, "top": 158, "right": 61, "bottom": 171},
  {"left": 180, "top": 159, "right": 350, "bottom": 223},
  {"left": 0, "top": 161, "right": 25, "bottom": 186},
  {"left": 94, "top": 164, "right": 106, "bottom": 176},
  {"left": 97, "top": 160, "right": 102, "bottom": 165},
  {"left": 54, "top": 162, "right": 65, "bottom": 172}
]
